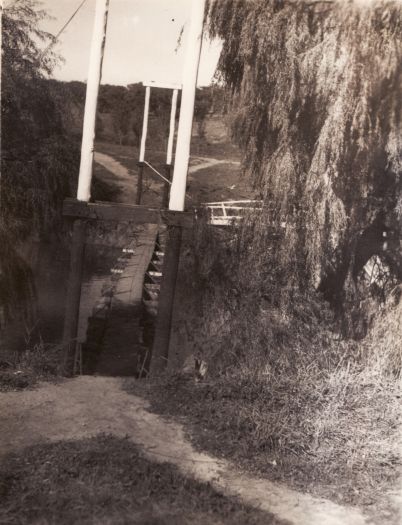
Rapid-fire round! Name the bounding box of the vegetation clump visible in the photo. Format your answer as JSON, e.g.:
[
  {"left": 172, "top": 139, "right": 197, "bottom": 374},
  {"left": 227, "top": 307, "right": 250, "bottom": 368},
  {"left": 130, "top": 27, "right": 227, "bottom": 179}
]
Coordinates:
[
  {"left": 150, "top": 212, "right": 401, "bottom": 513},
  {"left": 208, "top": 0, "right": 402, "bottom": 322},
  {"left": 0, "top": 339, "right": 63, "bottom": 392},
  {"left": 2, "top": 0, "right": 80, "bottom": 239}
]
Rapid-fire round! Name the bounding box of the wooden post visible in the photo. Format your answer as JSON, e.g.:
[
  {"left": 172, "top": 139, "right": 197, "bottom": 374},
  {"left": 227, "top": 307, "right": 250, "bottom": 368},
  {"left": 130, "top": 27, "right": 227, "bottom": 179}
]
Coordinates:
[
  {"left": 151, "top": 0, "right": 205, "bottom": 374},
  {"left": 161, "top": 89, "right": 177, "bottom": 208},
  {"left": 0, "top": 0, "right": 3, "bottom": 105},
  {"left": 63, "top": 0, "right": 108, "bottom": 374},
  {"left": 136, "top": 162, "right": 145, "bottom": 205},
  {"left": 168, "top": 0, "right": 206, "bottom": 211},
  {"left": 77, "top": 0, "right": 109, "bottom": 202},
  {"left": 139, "top": 86, "right": 151, "bottom": 163},
  {"left": 150, "top": 225, "right": 182, "bottom": 374},
  {"left": 136, "top": 86, "right": 151, "bottom": 205},
  {"left": 167, "top": 88, "right": 179, "bottom": 165},
  {"left": 62, "top": 219, "right": 87, "bottom": 376},
  {"left": 162, "top": 164, "right": 172, "bottom": 208}
]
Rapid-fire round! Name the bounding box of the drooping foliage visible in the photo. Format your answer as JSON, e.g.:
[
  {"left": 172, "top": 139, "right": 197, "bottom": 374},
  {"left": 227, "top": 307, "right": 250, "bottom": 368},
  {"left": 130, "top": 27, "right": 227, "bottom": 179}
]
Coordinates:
[
  {"left": 208, "top": 0, "right": 402, "bottom": 319},
  {"left": 1, "top": 0, "right": 80, "bottom": 320},
  {"left": 1, "top": 0, "right": 79, "bottom": 239}
]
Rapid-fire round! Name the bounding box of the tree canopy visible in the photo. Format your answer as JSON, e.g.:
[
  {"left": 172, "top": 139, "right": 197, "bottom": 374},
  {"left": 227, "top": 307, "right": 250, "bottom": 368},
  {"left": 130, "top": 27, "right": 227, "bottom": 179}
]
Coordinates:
[
  {"left": 209, "top": 0, "right": 402, "bottom": 322},
  {"left": 1, "top": 0, "right": 79, "bottom": 238},
  {"left": 1, "top": 0, "right": 80, "bottom": 319}
]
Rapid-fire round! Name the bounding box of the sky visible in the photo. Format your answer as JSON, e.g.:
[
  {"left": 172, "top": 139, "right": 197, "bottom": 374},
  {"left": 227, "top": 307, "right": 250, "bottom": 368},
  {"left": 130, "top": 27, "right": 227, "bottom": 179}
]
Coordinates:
[{"left": 39, "top": 0, "right": 222, "bottom": 87}]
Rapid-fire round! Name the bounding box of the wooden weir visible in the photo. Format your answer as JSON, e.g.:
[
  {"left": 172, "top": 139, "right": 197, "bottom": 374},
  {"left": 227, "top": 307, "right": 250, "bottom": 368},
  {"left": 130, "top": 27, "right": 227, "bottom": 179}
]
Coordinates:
[
  {"left": 62, "top": 200, "right": 194, "bottom": 376},
  {"left": 62, "top": 0, "right": 206, "bottom": 376}
]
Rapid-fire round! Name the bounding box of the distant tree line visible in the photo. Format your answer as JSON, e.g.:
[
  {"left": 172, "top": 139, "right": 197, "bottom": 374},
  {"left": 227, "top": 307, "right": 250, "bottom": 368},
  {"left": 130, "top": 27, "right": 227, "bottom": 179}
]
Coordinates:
[{"left": 47, "top": 80, "right": 226, "bottom": 148}]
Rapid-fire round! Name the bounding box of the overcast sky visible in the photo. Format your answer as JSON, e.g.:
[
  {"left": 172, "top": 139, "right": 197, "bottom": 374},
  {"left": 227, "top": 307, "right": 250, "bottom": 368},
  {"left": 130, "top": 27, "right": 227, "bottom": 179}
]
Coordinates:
[{"left": 40, "top": 0, "right": 221, "bottom": 87}]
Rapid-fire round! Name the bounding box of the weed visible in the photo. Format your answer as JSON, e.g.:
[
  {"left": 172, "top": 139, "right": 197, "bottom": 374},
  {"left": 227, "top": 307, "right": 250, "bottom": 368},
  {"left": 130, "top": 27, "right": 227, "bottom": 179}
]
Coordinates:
[{"left": 0, "top": 340, "right": 63, "bottom": 392}]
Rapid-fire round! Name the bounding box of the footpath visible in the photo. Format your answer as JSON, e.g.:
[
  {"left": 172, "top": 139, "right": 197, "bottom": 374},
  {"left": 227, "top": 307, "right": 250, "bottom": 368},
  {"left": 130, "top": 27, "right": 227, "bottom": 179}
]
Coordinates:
[{"left": 0, "top": 376, "right": 369, "bottom": 525}]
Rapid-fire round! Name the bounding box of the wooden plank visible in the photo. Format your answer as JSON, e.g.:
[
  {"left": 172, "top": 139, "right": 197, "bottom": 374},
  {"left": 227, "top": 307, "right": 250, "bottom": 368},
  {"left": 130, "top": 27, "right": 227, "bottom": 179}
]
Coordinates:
[
  {"left": 151, "top": 225, "right": 182, "bottom": 374},
  {"left": 160, "top": 209, "right": 193, "bottom": 228},
  {"left": 62, "top": 219, "right": 87, "bottom": 376},
  {"left": 63, "top": 199, "right": 159, "bottom": 223},
  {"left": 63, "top": 199, "right": 194, "bottom": 227},
  {"left": 136, "top": 163, "right": 145, "bottom": 205}
]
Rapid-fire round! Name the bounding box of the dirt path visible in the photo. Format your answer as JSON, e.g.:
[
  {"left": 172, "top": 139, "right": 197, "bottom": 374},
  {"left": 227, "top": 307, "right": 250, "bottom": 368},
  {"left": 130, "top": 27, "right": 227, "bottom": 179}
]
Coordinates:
[
  {"left": 94, "top": 151, "right": 244, "bottom": 209},
  {"left": 0, "top": 376, "right": 368, "bottom": 525},
  {"left": 95, "top": 151, "right": 239, "bottom": 191},
  {"left": 189, "top": 156, "right": 240, "bottom": 174},
  {"left": 94, "top": 151, "right": 136, "bottom": 203}
]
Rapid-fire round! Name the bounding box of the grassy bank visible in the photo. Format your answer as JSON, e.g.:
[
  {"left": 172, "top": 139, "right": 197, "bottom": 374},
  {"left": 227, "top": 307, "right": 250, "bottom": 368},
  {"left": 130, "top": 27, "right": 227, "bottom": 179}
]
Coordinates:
[
  {"left": 0, "top": 342, "right": 63, "bottom": 392},
  {"left": 137, "top": 218, "right": 401, "bottom": 520},
  {"left": 0, "top": 435, "right": 285, "bottom": 525},
  {"left": 147, "top": 364, "right": 399, "bottom": 512}
]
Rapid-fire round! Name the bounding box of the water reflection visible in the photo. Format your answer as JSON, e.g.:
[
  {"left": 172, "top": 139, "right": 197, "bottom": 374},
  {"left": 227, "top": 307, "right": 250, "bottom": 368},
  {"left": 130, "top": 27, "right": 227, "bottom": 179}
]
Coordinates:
[{"left": 0, "top": 238, "right": 122, "bottom": 360}]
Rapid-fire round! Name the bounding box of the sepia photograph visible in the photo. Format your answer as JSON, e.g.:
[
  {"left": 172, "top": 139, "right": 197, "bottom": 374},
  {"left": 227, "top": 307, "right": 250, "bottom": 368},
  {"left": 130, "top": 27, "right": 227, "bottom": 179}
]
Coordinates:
[{"left": 1, "top": 0, "right": 402, "bottom": 523}]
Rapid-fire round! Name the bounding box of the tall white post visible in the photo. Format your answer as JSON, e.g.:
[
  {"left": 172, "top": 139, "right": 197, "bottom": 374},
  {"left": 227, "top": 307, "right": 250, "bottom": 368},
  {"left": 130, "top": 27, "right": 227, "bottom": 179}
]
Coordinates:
[
  {"left": 166, "top": 89, "right": 179, "bottom": 165},
  {"left": 169, "top": 0, "right": 206, "bottom": 211},
  {"left": 139, "top": 86, "right": 151, "bottom": 162},
  {"left": 0, "top": 0, "right": 3, "bottom": 153},
  {"left": 77, "top": 0, "right": 109, "bottom": 202}
]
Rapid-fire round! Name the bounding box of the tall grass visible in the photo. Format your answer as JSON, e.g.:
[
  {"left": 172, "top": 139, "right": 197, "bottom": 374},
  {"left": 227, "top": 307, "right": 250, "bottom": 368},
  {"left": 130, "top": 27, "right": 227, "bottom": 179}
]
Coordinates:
[{"left": 156, "top": 214, "right": 402, "bottom": 508}]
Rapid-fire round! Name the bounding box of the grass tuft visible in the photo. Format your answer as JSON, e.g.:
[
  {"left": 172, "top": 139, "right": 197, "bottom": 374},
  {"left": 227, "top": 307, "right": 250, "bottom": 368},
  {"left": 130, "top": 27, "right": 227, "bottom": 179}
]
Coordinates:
[{"left": 0, "top": 341, "right": 63, "bottom": 392}]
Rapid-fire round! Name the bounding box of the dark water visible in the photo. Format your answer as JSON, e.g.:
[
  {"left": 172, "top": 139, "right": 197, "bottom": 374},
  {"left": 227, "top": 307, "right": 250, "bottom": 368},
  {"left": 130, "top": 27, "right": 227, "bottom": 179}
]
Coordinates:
[{"left": 0, "top": 236, "right": 123, "bottom": 359}]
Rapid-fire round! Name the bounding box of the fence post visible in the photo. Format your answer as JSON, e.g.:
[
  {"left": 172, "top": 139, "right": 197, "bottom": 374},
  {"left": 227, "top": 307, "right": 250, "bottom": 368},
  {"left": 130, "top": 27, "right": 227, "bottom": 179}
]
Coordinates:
[
  {"left": 76, "top": 0, "right": 109, "bottom": 202},
  {"left": 168, "top": 0, "right": 206, "bottom": 211},
  {"left": 162, "top": 164, "right": 172, "bottom": 208},
  {"left": 150, "top": 225, "right": 182, "bottom": 374},
  {"left": 150, "top": 0, "right": 205, "bottom": 374},
  {"left": 136, "top": 161, "right": 145, "bottom": 205},
  {"left": 62, "top": 219, "right": 87, "bottom": 376}
]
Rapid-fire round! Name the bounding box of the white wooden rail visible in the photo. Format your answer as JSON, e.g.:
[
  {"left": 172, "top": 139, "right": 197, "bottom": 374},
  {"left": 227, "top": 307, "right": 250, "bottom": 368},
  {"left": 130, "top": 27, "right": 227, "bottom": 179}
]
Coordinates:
[{"left": 202, "top": 200, "right": 263, "bottom": 226}]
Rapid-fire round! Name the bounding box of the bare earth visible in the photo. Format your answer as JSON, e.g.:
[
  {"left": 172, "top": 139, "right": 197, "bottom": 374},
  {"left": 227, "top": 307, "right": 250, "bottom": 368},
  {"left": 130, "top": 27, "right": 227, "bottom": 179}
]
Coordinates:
[
  {"left": 94, "top": 151, "right": 136, "bottom": 203},
  {"left": 0, "top": 376, "right": 368, "bottom": 525},
  {"left": 94, "top": 150, "right": 242, "bottom": 205}
]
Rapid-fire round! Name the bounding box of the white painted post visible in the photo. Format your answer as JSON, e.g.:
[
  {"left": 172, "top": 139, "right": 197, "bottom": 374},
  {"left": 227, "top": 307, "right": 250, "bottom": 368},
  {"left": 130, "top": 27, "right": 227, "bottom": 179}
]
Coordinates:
[
  {"left": 166, "top": 89, "right": 179, "bottom": 165},
  {"left": 77, "top": 0, "right": 109, "bottom": 202},
  {"left": 139, "top": 86, "right": 151, "bottom": 162},
  {"left": 169, "top": 0, "right": 206, "bottom": 211},
  {"left": 0, "top": 0, "right": 3, "bottom": 133}
]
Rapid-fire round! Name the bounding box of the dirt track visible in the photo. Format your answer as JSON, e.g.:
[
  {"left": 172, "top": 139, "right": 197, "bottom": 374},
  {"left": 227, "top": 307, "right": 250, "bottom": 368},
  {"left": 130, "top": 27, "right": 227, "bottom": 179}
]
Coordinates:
[
  {"left": 94, "top": 151, "right": 136, "bottom": 203},
  {"left": 0, "top": 376, "right": 368, "bottom": 525}
]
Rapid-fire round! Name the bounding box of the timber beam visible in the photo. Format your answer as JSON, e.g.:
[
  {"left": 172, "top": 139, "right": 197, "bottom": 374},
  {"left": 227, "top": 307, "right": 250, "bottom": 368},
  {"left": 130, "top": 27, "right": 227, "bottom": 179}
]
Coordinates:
[{"left": 63, "top": 198, "right": 194, "bottom": 228}]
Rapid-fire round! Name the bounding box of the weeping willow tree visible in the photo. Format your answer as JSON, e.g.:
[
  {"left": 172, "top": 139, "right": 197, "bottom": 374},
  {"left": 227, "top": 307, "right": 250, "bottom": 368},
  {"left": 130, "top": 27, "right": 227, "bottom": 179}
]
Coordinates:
[
  {"left": 208, "top": 0, "right": 402, "bottom": 323},
  {"left": 1, "top": 0, "right": 79, "bottom": 239},
  {"left": 1, "top": 0, "right": 79, "bottom": 323}
]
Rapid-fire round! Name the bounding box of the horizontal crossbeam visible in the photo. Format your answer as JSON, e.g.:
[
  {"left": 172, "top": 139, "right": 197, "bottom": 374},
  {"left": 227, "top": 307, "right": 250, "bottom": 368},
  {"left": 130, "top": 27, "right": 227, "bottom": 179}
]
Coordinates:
[
  {"left": 142, "top": 80, "right": 182, "bottom": 90},
  {"left": 63, "top": 199, "right": 194, "bottom": 228},
  {"left": 202, "top": 200, "right": 263, "bottom": 206}
]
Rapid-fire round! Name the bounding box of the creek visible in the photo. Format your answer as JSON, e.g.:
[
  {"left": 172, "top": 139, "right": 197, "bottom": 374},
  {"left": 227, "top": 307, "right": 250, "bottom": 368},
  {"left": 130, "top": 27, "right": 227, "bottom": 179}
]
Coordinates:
[{"left": 0, "top": 223, "right": 139, "bottom": 361}]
